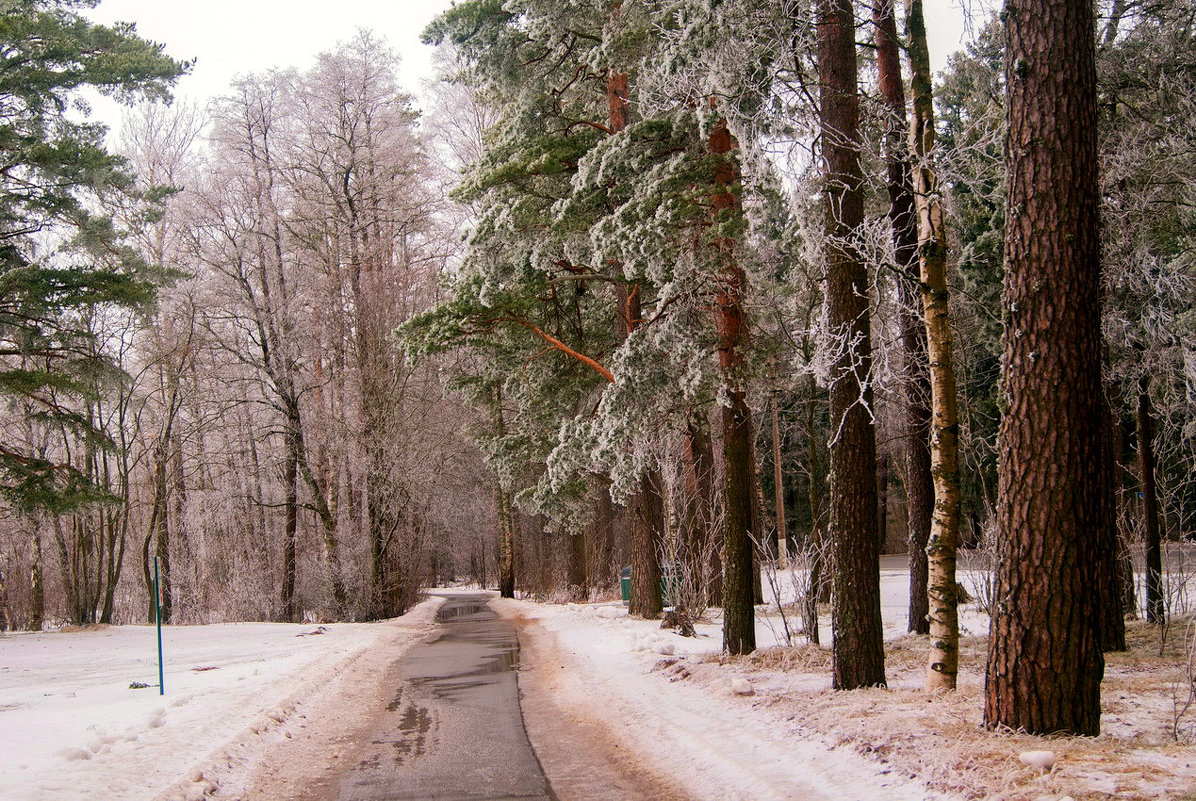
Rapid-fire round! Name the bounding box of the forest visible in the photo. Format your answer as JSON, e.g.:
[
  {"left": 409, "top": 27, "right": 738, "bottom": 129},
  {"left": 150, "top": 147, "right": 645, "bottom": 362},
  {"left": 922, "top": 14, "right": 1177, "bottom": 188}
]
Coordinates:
[{"left": 1, "top": 0, "right": 1194, "bottom": 739}]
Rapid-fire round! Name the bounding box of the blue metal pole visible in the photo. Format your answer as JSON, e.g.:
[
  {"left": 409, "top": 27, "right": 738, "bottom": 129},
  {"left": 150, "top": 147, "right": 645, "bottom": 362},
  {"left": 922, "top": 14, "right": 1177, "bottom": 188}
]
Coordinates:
[{"left": 154, "top": 556, "right": 164, "bottom": 695}]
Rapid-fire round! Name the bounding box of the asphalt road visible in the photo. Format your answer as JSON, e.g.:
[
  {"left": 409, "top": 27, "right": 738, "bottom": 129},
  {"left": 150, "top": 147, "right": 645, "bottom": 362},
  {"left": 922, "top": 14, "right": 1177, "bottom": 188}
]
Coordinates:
[{"left": 334, "top": 594, "right": 556, "bottom": 801}]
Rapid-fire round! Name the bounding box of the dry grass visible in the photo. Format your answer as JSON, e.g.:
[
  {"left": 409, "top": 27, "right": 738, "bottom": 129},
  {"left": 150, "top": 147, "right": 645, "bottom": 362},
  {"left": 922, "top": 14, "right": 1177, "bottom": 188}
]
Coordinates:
[{"left": 674, "top": 619, "right": 1196, "bottom": 800}]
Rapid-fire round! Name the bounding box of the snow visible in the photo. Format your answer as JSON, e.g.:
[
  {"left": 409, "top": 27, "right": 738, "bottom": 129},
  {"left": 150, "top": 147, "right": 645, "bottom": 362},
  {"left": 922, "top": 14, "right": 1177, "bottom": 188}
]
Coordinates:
[
  {"left": 497, "top": 556, "right": 1196, "bottom": 800},
  {"left": 0, "top": 598, "right": 443, "bottom": 801},
  {"left": 3, "top": 565, "right": 1193, "bottom": 800},
  {"left": 492, "top": 561, "right": 955, "bottom": 801}
]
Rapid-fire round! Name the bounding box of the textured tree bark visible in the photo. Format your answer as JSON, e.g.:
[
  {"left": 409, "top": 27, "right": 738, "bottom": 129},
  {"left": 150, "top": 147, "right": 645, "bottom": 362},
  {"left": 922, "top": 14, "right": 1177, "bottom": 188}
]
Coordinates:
[
  {"left": 818, "top": 0, "right": 886, "bottom": 689},
  {"left": 877, "top": 453, "right": 889, "bottom": 552},
  {"left": 590, "top": 474, "right": 616, "bottom": 589},
  {"left": 628, "top": 468, "right": 665, "bottom": 619},
  {"left": 496, "top": 485, "right": 517, "bottom": 599},
  {"left": 684, "top": 410, "right": 721, "bottom": 606},
  {"left": 873, "top": 0, "right": 933, "bottom": 636},
  {"left": 985, "top": 0, "right": 1106, "bottom": 735},
  {"left": 1096, "top": 388, "right": 1126, "bottom": 651},
  {"left": 1137, "top": 378, "right": 1164, "bottom": 624},
  {"left": 708, "top": 113, "right": 756, "bottom": 655},
  {"left": 0, "top": 565, "right": 9, "bottom": 631},
  {"left": 906, "top": 0, "right": 962, "bottom": 693}
]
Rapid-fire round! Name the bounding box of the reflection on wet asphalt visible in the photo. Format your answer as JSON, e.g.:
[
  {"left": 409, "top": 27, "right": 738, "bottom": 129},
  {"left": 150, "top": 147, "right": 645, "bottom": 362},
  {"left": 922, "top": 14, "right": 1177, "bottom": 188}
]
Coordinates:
[{"left": 336, "top": 594, "right": 556, "bottom": 801}]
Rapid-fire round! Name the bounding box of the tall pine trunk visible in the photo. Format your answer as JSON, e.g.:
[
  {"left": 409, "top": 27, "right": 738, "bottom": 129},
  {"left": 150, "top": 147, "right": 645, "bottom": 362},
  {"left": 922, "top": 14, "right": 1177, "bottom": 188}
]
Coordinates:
[
  {"left": 985, "top": 0, "right": 1106, "bottom": 735},
  {"left": 818, "top": 0, "right": 886, "bottom": 689},
  {"left": 708, "top": 112, "right": 756, "bottom": 655},
  {"left": 873, "top": 0, "right": 933, "bottom": 636}
]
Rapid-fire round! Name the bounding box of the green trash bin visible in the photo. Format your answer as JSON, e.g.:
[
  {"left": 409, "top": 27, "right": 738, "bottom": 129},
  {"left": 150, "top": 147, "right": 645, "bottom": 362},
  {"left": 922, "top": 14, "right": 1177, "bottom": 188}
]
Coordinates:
[{"left": 621, "top": 564, "right": 681, "bottom": 606}]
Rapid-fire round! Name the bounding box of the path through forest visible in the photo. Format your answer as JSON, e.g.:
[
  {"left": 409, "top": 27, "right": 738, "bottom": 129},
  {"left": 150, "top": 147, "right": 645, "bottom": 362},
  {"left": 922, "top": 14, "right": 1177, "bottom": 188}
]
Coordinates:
[{"left": 243, "top": 592, "right": 682, "bottom": 801}]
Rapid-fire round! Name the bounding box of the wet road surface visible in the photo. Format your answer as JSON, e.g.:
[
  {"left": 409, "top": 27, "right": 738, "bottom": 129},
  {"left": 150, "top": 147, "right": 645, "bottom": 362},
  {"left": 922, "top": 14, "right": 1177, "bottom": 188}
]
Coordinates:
[{"left": 335, "top": 594, "right": 556, "bottom": 801}]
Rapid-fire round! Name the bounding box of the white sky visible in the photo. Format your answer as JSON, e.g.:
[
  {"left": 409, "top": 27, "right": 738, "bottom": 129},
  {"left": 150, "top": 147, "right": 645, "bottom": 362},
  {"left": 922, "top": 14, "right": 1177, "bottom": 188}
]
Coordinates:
[{"left": 85, "top": 0, "right": 976, "bottom": 137}]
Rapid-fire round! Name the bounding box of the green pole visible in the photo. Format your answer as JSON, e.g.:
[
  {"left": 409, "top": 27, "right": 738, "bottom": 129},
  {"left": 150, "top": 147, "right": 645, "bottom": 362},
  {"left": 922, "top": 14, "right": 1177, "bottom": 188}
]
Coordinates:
[{"left": 154, "top": 556, "right": 164, "bottom": 695}]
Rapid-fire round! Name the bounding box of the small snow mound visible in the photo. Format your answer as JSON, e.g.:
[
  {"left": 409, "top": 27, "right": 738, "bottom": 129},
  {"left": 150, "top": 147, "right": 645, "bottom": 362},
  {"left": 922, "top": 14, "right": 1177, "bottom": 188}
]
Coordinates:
[
  {"left": 147, "top": 708, "right": 166, "bottom": 729},
  {"left": 730, "top": 677, "right": 755, "bottom": 696},
  {"left": 597, "top": 606, "right": 623, "bottom": 620},
  {"left": 58, "top": 747, "right": 91, "bottom": 762},
  {"left": 1019, "top": 750, "right": 1057, "bottom": 770}
]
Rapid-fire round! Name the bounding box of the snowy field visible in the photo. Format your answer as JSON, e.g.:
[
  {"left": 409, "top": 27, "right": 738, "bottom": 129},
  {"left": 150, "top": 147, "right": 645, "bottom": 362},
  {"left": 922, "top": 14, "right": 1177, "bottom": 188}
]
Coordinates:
[{"left": 0, "top": 600, "right": 443, "bottom": 801}]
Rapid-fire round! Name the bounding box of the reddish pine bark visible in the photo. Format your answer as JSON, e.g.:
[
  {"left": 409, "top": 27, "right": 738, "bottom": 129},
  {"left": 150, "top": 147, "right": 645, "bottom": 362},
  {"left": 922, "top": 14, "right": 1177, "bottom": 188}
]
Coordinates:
[
  {"left": 709, "top": 114, "right": 756, "bottom": 655},
  {"left": 985, "top": 0, "right": 1106, "bottom": 735}
]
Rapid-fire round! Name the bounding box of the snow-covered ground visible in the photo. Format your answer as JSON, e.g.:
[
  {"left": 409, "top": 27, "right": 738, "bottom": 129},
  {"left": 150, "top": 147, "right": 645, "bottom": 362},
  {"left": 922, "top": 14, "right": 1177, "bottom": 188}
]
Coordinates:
[
  {"left": 0, "top": 599, "right": 443, "bottom": 801},
  {"left": 3, "top": 562, "right": 1193, "bottom": 801},
  {"left": 501, "top": 557, "right": 1196, "bottom": 800}
]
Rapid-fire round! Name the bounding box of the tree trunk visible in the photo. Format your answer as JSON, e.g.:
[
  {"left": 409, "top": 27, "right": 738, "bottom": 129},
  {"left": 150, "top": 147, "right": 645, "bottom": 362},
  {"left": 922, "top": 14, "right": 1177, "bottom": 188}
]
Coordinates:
[
  {"left": 1097, "top": 388, "right": 1126, "bottom": 651},
  {"left": 806, "top": 380, "right": 830, "bottom": 614},
  {"left": 281, "top": 429, "right": 299, "bottom": 622},
  {"left": 877, "top": 453, "right": 889, "bottom": 552},
  {"left": 628, "top": 469, "right": 664, "bottom": 619},
  {"left": 708, "top": 112, "right": 756, "bottom": 655},
  {"left": 568, "top": 528, "right": 589, "bottom": 600},
  {"left": 491, "top": 387, "right": 517, "bottom": 599},
  {"left": 1138, "top": 377, "right": 1164, "bottom": 624},
  {"left": 496, "top": 483, "right": 517, "bottom": 598},
  {"left": 985, "top": 0, "right": 1106, "bottom": 736},
  {"left": 873, "top": 0, "right": 934, "bottom": 636},
  {"left": 0, "top": 564, "right": 10, "bottom": 631},
  {"left": 684, "top": 410, "right": 720, "bottom": 606},
  {"left": 28, "top": 517, "right": 44, "bottom": 631},
  {"left": 590, "top": 474, "right": 616, "bottom": 589},
  {"left": 906, "top": 0, "right": 962, "bottom": 692},
  {"left": 154, "top": 449, "right": 172, "bottom": 625},
  {"left": 805, "top": 389, "right": 824, "bottom": 644},
  {"left": 818, "top": 0, "right": 886, "bottom": 689},
  {"left": 771, "top": 393, "right": 789, "bottom": 569}
]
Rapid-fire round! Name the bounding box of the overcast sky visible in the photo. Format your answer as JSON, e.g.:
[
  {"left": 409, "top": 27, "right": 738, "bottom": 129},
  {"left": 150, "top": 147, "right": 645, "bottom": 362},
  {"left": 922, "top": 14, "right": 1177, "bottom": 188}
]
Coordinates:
[{"left": 85, "top": 0, "right": 976, "bottom": 137}]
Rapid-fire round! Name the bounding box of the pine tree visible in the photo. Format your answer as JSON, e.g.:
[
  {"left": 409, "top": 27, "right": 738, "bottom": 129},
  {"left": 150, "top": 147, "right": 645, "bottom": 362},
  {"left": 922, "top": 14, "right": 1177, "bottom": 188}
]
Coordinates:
[
  {"left": 984, "top": 0, "right": 1107, "bottom": 736},
  {"left": 817, "top": 0, "right": 886, "bottom": 690},
  {"left": 0, "top": 0, "right": 188, "bottom": 510}
]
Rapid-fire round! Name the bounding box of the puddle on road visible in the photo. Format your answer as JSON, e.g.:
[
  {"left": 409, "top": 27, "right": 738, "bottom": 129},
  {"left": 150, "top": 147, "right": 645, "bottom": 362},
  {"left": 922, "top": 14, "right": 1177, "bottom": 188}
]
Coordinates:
[
  {"left": 376, "top": 596, "right": 521, "bottom": 765},
  {"left": 339, "top": 595, "right": 554, "bottom": 800}
]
